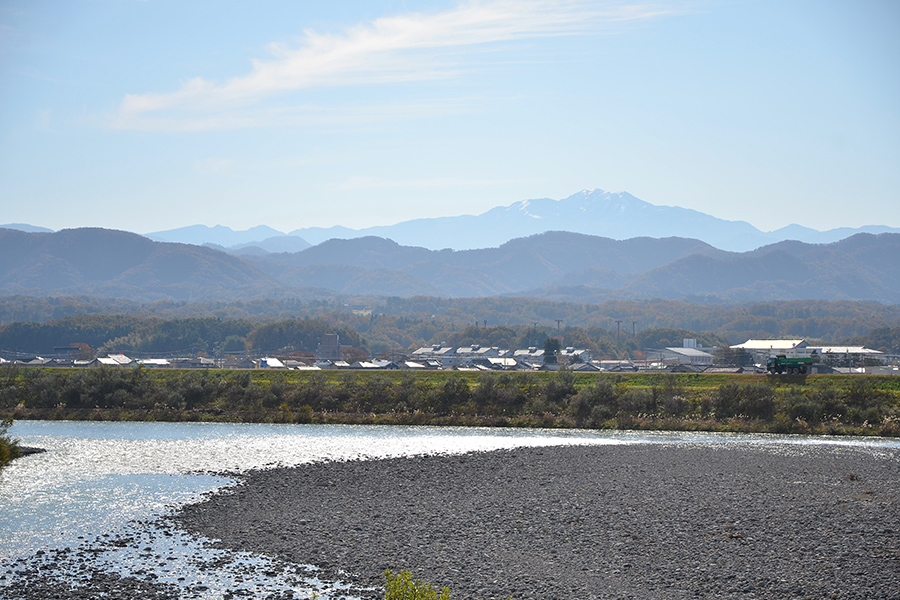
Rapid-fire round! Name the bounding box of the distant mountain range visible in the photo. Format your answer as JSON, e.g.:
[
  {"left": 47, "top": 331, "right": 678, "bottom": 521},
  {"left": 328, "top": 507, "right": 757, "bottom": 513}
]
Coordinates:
[
  {"left": 2, "top": 227, "right": 898, "bottom": 304},
  {"left": 7, "top": 189, "right": 898, "bottom": 253},
  {"left": 152, "top": 188, "right": 900, "bottom": 252}
]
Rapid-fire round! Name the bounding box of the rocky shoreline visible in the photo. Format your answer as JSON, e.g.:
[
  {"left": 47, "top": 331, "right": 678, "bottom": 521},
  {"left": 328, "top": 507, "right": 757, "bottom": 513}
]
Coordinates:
[
  {"left": 175, "top": 443, "right": 900, "bottom": 599},
  {"left": 3, "top": 442, "right": 898, "bottom": 599}
]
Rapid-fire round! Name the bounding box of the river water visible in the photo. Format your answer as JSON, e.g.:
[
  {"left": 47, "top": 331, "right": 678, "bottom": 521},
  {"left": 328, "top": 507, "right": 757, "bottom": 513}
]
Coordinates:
[{"left": 2, "top": 421, "right": 899, "bottom": 598}]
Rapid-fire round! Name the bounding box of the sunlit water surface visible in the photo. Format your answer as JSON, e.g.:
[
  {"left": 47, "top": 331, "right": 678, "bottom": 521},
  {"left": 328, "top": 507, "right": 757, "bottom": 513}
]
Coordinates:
[{"left": 2, "top": 421, "right": 898, "bottom": 598}]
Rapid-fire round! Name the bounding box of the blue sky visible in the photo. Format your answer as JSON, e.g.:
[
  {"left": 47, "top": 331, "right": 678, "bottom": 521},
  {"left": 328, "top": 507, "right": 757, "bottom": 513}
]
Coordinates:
[{"left": 1, "top": 0, "right": 898, "bottom": 234}]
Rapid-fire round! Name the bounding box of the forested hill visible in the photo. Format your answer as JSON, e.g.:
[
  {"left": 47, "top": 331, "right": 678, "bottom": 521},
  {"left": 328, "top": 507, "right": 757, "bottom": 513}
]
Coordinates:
[
  {"left": 0, "top": 228, "right": 312, "bottom": 301},
  {"left": 3, "top": 227, "right": 899, "bottom": 303}
]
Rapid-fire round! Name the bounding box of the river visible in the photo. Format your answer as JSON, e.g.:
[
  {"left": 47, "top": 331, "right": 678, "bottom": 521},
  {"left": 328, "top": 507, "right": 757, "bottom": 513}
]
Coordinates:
[{"left": 2, "top": 421, "right": 898, "bottom": 598}]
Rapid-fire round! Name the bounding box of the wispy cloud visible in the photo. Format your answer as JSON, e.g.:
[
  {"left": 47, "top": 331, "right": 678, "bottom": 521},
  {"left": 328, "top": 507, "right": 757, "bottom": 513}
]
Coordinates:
[
  {"left": 114, "top": 1, "right": 669, "bottom": 131},
  {"left": 118, "top": 98, "right": 479, "bottom": 133}
]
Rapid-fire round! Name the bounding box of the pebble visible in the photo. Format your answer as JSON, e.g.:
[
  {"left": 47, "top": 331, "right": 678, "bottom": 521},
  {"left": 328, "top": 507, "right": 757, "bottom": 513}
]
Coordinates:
[
  {"left": 175, "top": 443, "right": 900, "bottom": 599},
  {"left": 3, "top": 443, "right": 899, "bottom": 599}
]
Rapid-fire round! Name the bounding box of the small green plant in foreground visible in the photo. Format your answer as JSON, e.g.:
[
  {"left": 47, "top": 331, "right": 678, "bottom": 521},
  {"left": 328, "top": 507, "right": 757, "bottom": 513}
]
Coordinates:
[{"left": 384, "top": 569, "right": 453, "bottom": 600}]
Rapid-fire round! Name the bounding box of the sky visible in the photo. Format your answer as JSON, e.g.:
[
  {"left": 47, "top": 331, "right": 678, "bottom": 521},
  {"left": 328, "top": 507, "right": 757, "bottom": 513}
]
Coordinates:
[{"left": 1, "top": 0, "right": 898, "bottom": 235}]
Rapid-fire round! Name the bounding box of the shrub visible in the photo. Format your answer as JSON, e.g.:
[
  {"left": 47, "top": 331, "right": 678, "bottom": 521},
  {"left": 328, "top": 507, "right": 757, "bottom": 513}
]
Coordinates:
[
  {"left": 0, "top": 417, "right": 20, "bottom": 470},
  {"left": 711, "top": 381, "right": 741, "bottom": 418},
  {"left": 653, "top": 375, "right": 687, "bottom": 416},
  {"left": 569, "top": 379, "right": 620, "bottom": 426},
  {"left": 384, "top": 569, "right": 453, "bottom": 600},
  {"left": 429, "top": 377, "right": 470, "bottom": 413},
  {"left": 618, "top": 388, "right": 655, "bottom": 414},
  {"left": 737, "top": 383, "right": 775, "bottom": 420},
  {"left": 782, "top": 385, "right": 842, "bottom": 425},
  {"left": 542, "top": 368, "right": 577, "bottom": 407},
  {"left": 843, "top": 378, "right": 889, "bottom": 424}
]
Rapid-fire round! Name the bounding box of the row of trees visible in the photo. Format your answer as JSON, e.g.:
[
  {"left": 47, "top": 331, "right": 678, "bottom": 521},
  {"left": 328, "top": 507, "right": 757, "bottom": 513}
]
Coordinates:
[
  {"left": 2, "top": 367, "right": 897, "bottom": 434},
  {"left": 2, "top": 295, "right": 899, "bottom": 353},
  {"left": 0, "top": 316, "right": 363, "bottom": 358},
  {"left": 0, "top": 311, "right": 725, "bottom": 361}
]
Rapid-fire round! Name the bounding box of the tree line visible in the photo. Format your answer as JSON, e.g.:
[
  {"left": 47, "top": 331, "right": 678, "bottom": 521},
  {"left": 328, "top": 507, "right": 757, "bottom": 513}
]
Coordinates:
[
  {"left": 1, "top": 295, "right": 899, "bottom": 359},
  {"left": 0, "top": 315, "right": 363, "bottom": 358},
  {"left": 2, "top": 367, "right": 898, "bottom": 437}
]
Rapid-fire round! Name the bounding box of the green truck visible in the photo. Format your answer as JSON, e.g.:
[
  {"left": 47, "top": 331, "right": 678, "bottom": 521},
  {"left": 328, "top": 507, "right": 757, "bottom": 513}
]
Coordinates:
[{"left": 766, "top": 354, "right": 813, "bottom": 375}]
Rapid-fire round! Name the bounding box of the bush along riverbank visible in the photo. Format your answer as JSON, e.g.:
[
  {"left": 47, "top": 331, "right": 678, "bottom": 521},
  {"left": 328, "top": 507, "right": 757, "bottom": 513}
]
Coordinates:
[
  {"left": 1, "top": 366, "right": 899, "bottom": 436},
  {"left": 0, "top": 417, "right": 20, "bottom": 469}
]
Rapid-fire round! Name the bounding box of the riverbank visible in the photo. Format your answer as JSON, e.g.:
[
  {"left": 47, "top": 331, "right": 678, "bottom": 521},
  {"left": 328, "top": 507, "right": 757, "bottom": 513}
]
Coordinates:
[
  {"left": 177, "top": 443, "right": 900, "bottom": 599},
  {"left": 3, "top": 368, "right": 900, "bottom": 437}
]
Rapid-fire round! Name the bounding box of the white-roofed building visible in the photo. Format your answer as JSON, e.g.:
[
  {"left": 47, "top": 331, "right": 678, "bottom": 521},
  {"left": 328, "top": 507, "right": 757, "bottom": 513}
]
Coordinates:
[
  {"left": 472, "top": 357, "right": 519, "bottom": 370},
  {"left": 258, "top": 357, "right": 285, "bottom": 369},
  {"left": 732, "top": 339, "right": 885, "bottom": 366},
  {"left": 813, "top": 346, "right": 883, "bottom": 356},
  {"left": 410, "top": 345, "right": 455, "bottom": 366},
  {"left": 453, "top": 345, "right": 507, "bottom": 366},
  {"left": 171, "top": 357, "right": 216, "bottom": 369},
  {"left": 730, "top": 339, "right": 808, "bottom": 362},
  {"left": 558, "top": 347, "right": 593, "bottom": 364},
  {"left": 513, "top": 347, "right": 545, "bottom": 363},
  {"left": 93, "top": 354, "right": 135, "bottom": 367},
  {"left": 812, "top": 346, "right": 885, "bottom": 366},
  {"left": 351, "top": 361, "right": 381, "bottom": 369},
  {"left": 731, "top": 339, "right": 808, "bottom": 353},
  {"left": 138, "top": 358, "right": 171, "bottom": 368},
  {"left": 659, "top": 346, "right": 715, "bottom": 365}
]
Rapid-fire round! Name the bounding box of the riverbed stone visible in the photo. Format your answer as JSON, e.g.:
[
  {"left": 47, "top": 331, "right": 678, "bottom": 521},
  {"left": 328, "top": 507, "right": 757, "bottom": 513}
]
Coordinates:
[{"left": 174, "top": 443, "right": 899, "bottom": 599}]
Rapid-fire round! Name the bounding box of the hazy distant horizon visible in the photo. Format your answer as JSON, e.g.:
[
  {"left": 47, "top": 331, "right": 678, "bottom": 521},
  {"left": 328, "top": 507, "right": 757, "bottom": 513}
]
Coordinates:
[
  {"left": 3, "top": 187, "right": 895, "bottom": 239},
  {"left": 5, "top": 186, "right": 899, "bottom": 256}
]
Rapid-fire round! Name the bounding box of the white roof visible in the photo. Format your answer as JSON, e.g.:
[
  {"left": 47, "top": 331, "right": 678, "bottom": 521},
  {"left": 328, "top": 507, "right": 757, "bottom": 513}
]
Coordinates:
[
  {"left": 486, "top": 357, "right": 518, "bottom": 367},
  {"left": 664, "top": 347, "right": 714, "bottom": 358},
  {"left": 260, "top": 357, "right": 285, "bottom": 368},
  {"left": 514, "top": 348, "right": 544, "bottom": 357},
  {"left": 138, "top": 359, "right": 170, "bottom": 366},
  {"left": 813, "top": 346, "right": 883, "bottom": 355},
  {"left": 105, "top": 353, "right": 133, "bottom": 365},
  {"left": 457, "top": 346, "right": 488, "bottom": 355},
  {"left": 412, "top": 346, "right": 453, "bottom": 356},
  {"left": 731, "top": 339, "right": 807, "bottom": 350},
  {"left": 559, "top": 348, "right": 589, "bottom": 356}
]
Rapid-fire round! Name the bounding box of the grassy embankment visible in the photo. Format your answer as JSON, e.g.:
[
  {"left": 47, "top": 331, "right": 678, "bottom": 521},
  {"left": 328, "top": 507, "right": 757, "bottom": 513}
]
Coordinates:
[{"left": 1, "top": 366, "right": 899, "bottom": 436}]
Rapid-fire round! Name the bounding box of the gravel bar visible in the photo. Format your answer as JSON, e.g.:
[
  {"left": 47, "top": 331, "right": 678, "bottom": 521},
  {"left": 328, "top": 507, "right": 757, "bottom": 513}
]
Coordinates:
[{"left": 176, "top": 443, "right": 900, "bottom": 600}]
